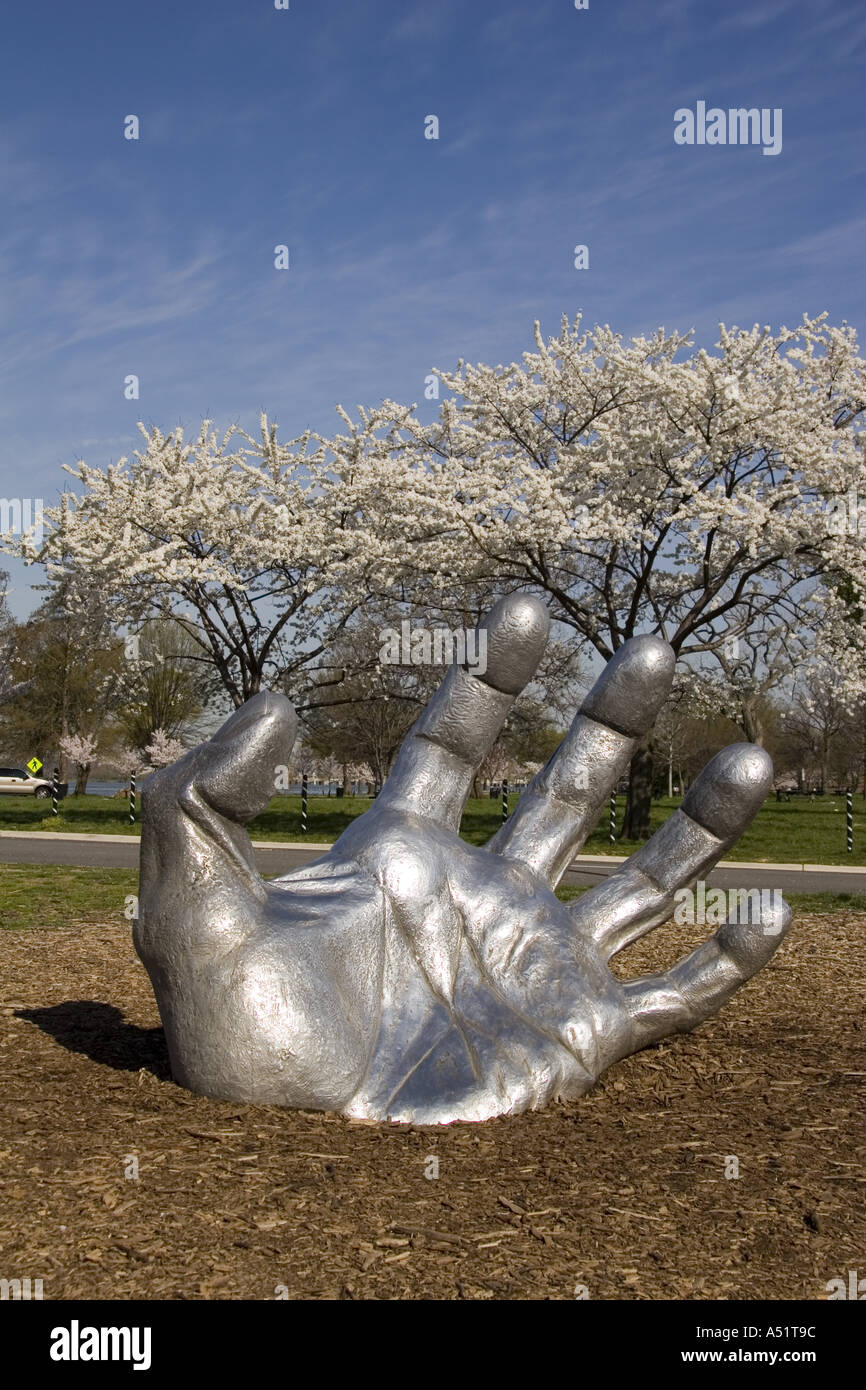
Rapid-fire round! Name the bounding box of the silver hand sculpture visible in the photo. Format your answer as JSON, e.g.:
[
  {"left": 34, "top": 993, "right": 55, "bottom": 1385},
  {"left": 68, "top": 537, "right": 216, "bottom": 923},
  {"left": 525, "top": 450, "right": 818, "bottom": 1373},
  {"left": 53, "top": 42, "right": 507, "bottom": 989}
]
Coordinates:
[{"left": 136, "top": 595, "right": 791, "bottom": 1125}]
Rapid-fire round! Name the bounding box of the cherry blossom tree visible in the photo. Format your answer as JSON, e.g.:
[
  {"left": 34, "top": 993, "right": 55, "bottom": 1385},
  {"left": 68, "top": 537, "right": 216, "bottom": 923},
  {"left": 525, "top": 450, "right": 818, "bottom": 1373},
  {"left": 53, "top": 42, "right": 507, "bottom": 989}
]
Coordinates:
[
  {"left": 9, "top": 315, "right": 865, "bottom": 840},
  {"left": 105, "top": 747, "right": 142, "bottom": 800},
  {"left": 144, "top": 728, "right": 186, "bottom": 768},
  {"left": 59, "top": 731, "right": 98, "bottom": 796},
  {"left": 325, "top": 313, "right": 865, "bottom": 835},
  {"left": 23, "top": 418, "right": 382, "bottom": 708}
]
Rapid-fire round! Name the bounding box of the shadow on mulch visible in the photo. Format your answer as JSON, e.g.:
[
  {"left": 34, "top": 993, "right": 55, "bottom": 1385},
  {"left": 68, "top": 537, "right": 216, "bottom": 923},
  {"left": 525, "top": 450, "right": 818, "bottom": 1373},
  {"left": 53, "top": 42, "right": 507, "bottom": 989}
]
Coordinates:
[{"left": 16, "top": 1001, "right": 170, "bottom": 1080}]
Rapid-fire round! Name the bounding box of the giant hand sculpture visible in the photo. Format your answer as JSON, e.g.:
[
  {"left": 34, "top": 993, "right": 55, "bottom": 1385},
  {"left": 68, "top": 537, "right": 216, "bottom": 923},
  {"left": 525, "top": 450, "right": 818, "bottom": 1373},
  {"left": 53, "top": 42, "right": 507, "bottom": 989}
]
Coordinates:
[{"left": 136, "top": 595, "right": 791, "bottom": 1125}]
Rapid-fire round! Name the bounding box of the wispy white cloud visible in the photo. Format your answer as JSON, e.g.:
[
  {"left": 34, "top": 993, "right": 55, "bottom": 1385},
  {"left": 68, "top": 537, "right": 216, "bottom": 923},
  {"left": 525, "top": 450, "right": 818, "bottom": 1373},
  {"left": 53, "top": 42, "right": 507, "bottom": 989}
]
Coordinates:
[{"left": 714, "top": 0, "right": 804, "bottom": 32}]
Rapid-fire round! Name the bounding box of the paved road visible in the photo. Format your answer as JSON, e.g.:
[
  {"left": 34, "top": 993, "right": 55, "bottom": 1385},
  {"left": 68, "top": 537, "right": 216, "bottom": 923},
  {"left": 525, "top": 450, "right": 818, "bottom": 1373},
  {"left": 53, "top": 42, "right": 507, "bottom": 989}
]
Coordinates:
[
  {"left": 560, "top": 860, "right": 866, "bottom": 895},
  {"left": 1, "top": 832, "right": 864, "bottom": 894}
]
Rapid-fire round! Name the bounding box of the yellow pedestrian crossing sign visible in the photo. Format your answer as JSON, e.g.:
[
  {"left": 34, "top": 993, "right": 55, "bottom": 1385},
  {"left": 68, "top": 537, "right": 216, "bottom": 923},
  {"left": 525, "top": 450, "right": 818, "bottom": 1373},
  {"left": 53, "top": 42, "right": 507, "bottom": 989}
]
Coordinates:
[{"left": 27, "top": 757, "right": 43, "bottom": 775}]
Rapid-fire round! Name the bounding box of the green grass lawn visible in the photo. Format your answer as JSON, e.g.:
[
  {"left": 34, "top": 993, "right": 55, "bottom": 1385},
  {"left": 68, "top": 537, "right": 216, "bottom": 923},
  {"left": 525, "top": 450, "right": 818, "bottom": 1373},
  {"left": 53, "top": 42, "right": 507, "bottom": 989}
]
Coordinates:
[
  {"left": 0, "top": 865, "right": 863, "bottom": 931},
  {"left": 1, "top": 789, "right": 863, "bottom": 864}
]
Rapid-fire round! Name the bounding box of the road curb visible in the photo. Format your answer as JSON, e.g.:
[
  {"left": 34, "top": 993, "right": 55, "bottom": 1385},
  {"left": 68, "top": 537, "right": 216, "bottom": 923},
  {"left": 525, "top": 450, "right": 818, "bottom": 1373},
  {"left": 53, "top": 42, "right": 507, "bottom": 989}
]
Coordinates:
[{"left": 0, "top": 830, "right": 862, "bottom": 873}]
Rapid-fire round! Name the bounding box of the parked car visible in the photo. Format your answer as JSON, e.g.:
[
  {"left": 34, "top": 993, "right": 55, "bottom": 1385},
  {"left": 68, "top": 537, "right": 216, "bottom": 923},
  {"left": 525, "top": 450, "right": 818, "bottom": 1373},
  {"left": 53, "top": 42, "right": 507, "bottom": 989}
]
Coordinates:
[{"left": 0, "top": 767, "right": 67, "bottom": 799}]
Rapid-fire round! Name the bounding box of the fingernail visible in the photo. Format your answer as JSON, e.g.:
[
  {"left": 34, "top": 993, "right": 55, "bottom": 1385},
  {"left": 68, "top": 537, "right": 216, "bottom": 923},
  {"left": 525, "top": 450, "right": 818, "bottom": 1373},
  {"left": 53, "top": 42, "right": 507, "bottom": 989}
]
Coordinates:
[
  {"left": 683, "top": 744, "right": 773, "bottom": 840},
  {"left": 211, "top": 691, "right": 295, "bottom": 745},
  {"left": 480, "top": 593, "right": 550, "bottom": 694},
  {"left": 580, "top": 635, "right": 674, "bottom": 736}
]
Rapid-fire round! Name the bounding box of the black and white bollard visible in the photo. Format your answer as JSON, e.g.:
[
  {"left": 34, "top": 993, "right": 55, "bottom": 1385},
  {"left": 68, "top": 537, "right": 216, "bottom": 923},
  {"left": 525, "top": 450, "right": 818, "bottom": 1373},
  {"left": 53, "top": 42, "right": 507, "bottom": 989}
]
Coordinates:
[
  {"left": 301, "top": 772, "right": 308, "bottom": 834},
  {"left": 609, "top": 791, "right": 617, "bottom": 844},
  {"left": 52, "top": 767, "right": 59, "bottom": 817},
  {"left": 502, "top": 779, "right": 509, "bottom": 824},
  {"left": 847, "top": 791, "right": 854, "bottom": 854},
  {"left": 129, "top": 771, "right": 136, "bottom": 825}
]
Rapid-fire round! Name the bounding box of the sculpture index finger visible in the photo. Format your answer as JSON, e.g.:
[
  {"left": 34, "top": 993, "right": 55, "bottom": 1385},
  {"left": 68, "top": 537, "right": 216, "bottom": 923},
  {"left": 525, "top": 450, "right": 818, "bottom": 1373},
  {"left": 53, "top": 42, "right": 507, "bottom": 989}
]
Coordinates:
[{"left": 375, "top": 593, "right": 550, "bottom": 830}]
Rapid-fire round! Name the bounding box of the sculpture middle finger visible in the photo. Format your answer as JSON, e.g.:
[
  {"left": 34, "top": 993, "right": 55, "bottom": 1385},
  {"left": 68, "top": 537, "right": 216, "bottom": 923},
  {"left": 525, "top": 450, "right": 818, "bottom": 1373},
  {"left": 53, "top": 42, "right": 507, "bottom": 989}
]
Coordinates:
[{"left": 487, "top": 636, "right": 674, "bottom": 885}]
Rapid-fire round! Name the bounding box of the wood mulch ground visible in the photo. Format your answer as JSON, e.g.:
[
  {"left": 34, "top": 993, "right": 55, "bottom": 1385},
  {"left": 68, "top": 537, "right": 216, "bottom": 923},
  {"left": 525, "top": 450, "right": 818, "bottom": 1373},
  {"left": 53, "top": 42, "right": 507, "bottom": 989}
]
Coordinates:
[{"left": 0, "top": 911, "right": 863, "bottom": 1301}]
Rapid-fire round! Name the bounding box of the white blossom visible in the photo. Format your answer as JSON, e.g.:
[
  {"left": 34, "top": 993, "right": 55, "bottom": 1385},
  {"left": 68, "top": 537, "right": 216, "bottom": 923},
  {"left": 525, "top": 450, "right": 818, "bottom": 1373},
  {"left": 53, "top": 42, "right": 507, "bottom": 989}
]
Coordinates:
[
  {"left": 59, "top": 732, "right": 98, "bottom": 769},
  {"left": 144, "top": 728, "right": 186, "bottom": 768}
]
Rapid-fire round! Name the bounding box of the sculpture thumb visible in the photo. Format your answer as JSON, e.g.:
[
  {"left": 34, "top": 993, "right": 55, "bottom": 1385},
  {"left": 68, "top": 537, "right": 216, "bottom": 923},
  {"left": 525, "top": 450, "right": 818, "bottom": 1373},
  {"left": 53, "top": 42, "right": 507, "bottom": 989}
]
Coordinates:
[
  {"left": 191, "top": 690, "right": 298, "bottom": 824},
  {"left": 138, "top": 691, "right": 297, "bottom": 923}
]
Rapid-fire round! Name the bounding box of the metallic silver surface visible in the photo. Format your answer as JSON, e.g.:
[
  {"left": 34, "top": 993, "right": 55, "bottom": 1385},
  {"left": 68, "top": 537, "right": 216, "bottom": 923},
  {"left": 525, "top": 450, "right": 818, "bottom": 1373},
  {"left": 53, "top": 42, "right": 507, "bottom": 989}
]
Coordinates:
[{"left": 135, "top": 594, "right": 792, "bottom": 1125}]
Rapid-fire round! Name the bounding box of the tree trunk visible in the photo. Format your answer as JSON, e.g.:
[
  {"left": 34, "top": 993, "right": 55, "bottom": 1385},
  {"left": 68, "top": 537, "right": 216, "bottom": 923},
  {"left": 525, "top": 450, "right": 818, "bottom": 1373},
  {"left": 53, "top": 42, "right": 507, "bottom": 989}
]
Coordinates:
[
  {"left": 58, "top": 718, "right": 69, "bottom": 784},
  {"left": 74, "top": 761, "right": 91, "bottom": 797},
  {"left": 740, "top": 697, "right": 765, "bottom": 747},
  {"left": 623, "top": 738, "right": 654, "bottom": 841},
  {"left": 58, "top": 631, "right": 70, "bottom": 783}
]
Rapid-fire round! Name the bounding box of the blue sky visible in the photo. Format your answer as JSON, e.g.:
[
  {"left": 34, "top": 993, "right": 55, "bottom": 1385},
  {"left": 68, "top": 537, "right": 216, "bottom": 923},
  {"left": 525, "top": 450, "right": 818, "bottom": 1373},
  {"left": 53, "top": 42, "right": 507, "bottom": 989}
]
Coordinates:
[{"left": 1, "top": 0, "right": 864, "bottom": 617}]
